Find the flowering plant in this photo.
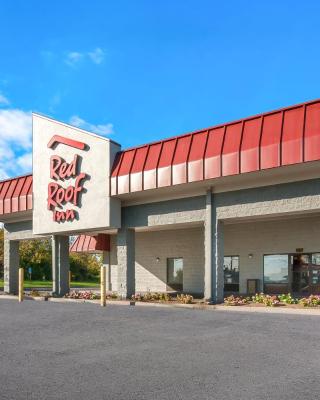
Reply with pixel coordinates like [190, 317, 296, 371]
[224, 295, 249, 306]
[131, 292, 173, 302]
[299, 295, 320, 307]
[176, 294, 194, 304]
[262, 295, 280, 307]
[66, 290, 100, 300]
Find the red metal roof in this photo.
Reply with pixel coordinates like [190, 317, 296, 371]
[111, 99, 320, 195]
[0, 174, 32, 215]
[1, 99, 320, 217]
[70, 234, 110, 253]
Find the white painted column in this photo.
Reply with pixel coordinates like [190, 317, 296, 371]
[52, 235, 70, 296]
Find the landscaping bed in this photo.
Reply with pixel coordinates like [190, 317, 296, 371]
[5, 289, 320, 310]
[224, 293, 320, 308]
[64, 290, 195, 304]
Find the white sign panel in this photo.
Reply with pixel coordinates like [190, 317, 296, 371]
[32, 114, 121, 235]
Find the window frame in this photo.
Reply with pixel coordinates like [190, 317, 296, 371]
[224, 255, 240, 293]
[263, 253, 289, 285]
[166, 257, 183, 291]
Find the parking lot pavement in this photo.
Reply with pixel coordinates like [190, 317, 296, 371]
[0, 300, 319, 400]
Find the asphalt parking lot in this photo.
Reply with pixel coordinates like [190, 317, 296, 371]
[0, 300, 319, 400]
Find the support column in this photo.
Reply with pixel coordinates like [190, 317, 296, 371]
[52, 235, 70, 296]
[102, 251, 111, 291]
[204, 190, 224, 303]
[4, 239, 20, 295]
[116, 228, 135, 299]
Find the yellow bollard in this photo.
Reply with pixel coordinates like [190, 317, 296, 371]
[18, 268, 24, 302]
[100, 266, 106, 307]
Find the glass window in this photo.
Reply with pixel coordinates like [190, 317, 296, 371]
[311, 254, 320, 285]
[312, 253, 320, 266]
[264, 255, 288, 284]
[224, 256, 239, 292]
[167, 258, 183, 288]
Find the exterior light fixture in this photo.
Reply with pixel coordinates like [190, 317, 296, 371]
[156, 257, 160, 262]
[248, 253, 253, 259]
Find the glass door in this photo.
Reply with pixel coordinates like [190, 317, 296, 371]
[291, 254, 310, 294]
[291, 253, 320, 294]
[310, 253, 320, 294]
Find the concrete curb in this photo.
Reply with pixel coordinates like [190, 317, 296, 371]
[1, 294, 320, 315]
[0, 294, 48, 301]
[214, 305, 320, 315]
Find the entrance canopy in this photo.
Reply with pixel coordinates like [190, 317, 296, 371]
[69, 234, 110, 253]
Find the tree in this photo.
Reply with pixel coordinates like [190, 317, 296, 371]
[19, 239, 52, 280]
[69, 253, 101, 281]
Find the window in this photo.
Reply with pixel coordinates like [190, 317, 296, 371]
[311, 253, 320, 285]
[167, 258, 183, 291]
[264, 254, 288, 284]
[224, 256, 239, 292]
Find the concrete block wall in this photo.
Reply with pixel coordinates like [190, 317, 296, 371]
[109, 235, 118, 292]
[109, 215, 320, 295]
[109, 227, 204, 294]
[224, 215, 320, 293]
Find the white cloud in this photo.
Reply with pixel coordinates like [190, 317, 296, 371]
[65, 48, 105, 67]
[0, 168, 9, 180]
[0, 109, 32, 149]
[0, 109, 32, 179]
[88, 48, 105, 64]
[0, 93, 9, 106]
[17, 152, 32, 170]
[69, 115, 113, 136]
[65, 51, 84, 67]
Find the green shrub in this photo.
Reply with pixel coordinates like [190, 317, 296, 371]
[278, 293, 298, 304]
[252, 293, 280, 307]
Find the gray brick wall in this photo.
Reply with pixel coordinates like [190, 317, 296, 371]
[224, 215, 320, 293]
[110, 227, 205, 294]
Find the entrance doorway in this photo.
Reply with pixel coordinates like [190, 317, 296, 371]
[291, 253, 320, 294]
[263, 253, 320, 295]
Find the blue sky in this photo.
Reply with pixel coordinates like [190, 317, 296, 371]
[0, 0, 320, 179]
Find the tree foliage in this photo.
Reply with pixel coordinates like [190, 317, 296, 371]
[0, 229, 101, 281]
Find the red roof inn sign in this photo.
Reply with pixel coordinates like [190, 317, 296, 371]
[48, 144, 87, 223]
[32, 114, 121, 235]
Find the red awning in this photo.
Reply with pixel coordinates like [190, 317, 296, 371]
[0, 174, 32, 215]
[69, 234, 110, 253]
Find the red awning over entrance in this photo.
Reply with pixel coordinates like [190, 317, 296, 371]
[69, 234, 110, 253]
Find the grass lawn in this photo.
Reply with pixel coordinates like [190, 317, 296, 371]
[0, 280, 99, 289]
